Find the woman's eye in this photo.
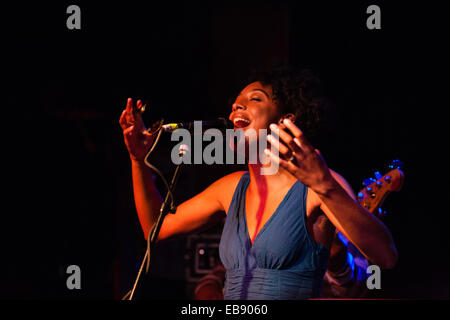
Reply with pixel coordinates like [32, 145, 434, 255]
[250, 97, 262, 102]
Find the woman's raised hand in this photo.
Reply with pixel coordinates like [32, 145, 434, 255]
[265, 118, 334, 194]
[119, 98, 156, 161]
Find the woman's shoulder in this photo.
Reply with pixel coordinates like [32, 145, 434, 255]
[214, 170, 248, 190]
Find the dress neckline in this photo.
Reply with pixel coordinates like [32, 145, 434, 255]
[242, 174, 299, 247]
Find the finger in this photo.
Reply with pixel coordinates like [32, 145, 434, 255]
[282, 118, 302, 137]
[126, 98, 133, 114]
[119, 110, 129, 130]
[264, 148, 299, 172]
[269, 123, 302, 154]
[123, 125, 135, 136]
[134, 100, 142, 117]
[315, 149, 322, 157]
[133, 108, 146, 131]
[282, 118, 314, 153]
[121, 109, 135, 128]
[125, 98, 136, 124]
[267, 134, 292, 159]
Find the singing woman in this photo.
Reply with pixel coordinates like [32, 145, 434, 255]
[119, 68, 397, 299]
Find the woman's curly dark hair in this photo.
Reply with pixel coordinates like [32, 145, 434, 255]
[240, 66, 332, 140]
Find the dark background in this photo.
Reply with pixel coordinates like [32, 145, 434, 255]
[1, 1, 447, 299]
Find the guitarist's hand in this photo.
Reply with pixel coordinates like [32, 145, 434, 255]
[119, 98, 156, 162]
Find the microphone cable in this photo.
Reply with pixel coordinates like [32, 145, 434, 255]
[122, 118, 177, 300]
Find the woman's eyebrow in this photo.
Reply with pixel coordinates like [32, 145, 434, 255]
[235, 88, 270, 99]
[251, 88, 269, 98]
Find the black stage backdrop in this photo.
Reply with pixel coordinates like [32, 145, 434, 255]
[1, 1, 447, 300]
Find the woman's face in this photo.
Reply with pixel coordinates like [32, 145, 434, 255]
[229, 81, 281, 133]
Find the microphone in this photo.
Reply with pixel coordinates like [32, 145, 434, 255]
[161, 118, 234, 133]
[178, 144, 190, 157]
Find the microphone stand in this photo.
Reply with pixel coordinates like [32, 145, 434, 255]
[128, 148, 186, 300]
[149, 162, 182, 248]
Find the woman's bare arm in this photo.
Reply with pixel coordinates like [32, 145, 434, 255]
[156, 171, 245, 241]
[266, 119, 398, 269]
[120, 98, 244, 241]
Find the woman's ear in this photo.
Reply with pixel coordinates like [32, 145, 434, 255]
[278, 113, 296, 128]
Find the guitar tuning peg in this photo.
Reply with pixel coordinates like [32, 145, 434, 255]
[363, 178, 376, 186]
[374, 171, 382, 180]
[388, 159, 404, 170]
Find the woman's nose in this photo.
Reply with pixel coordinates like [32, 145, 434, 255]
[232, 103, 246, 112]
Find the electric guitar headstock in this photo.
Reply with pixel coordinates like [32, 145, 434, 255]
[357, 159, 405, 218]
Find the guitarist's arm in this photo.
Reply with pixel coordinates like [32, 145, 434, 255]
[322, 166, 403, 298]
[322, 232, 369, 298]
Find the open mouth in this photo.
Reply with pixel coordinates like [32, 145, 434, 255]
[233, 117, 251, 129]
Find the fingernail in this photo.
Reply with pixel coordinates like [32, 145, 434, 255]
[283, 118, 292, 125]
[269, 123, 278, 130]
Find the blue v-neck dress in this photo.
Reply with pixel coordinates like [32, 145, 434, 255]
[219, 172, 330, 300]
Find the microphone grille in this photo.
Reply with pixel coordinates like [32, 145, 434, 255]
[178, 144, 190, 156]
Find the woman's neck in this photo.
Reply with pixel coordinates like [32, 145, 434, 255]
[247, 163, 297, 195]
